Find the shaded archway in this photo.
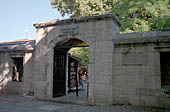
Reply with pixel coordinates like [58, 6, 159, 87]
[53, 38, 89, 102]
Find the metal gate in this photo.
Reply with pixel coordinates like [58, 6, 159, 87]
[53, 49, 67, 97]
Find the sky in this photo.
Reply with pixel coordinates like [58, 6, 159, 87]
[0, 0, 69, 42]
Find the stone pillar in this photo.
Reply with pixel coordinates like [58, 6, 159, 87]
[91, 19, 120, 105]
[34, 27, 48, 99]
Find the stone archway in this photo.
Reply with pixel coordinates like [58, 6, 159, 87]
[33, 14, 121, 105]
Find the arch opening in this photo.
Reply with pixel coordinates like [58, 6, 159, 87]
[53, 38, 89, 102]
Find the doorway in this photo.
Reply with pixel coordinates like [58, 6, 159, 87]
[53, 38, 89, 102]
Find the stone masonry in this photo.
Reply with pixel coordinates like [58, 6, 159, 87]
[33, 13, 121, 105]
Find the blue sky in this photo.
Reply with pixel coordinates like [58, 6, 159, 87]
[0, 0, 69, 42]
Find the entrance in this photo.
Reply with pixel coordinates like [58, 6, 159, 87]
[53, 38, 89, 101]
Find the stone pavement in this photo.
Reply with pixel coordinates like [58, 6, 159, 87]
[51, 82, 88, 105]
[0, 95, 170, 112]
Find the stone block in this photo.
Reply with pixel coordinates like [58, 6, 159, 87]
[113, 80, 127, 89]
[95, 52, 113, 63]
[46, 26, 59, 44]
[94, 83, 112, 97]
[95, 29, 103, 41]
[95, 19, 114, 30]
[88, 82, 95, 104]
[112, 53, 122, 66]
[147, 96, 169, 108]
[122, 53, 144, 65]
[36, 28, 48, 45]
[35, 44, 48, 59]
[112, 87, 128, 96]
[94, 94, 112, 105]
[95, 41, 113, 53]
[151, 76, 161, 89]
[113, 95, 129, 105]
[127, 95, 139, 105]
[138, 96, 147, 106]
[102, 28, 114, 41]
[95, 74, 112, 84]
[113, 66, 141, 81]
[136, 88, 162, 96]
[35, 81, 47, 99]
[95, 62, 112, 77]
[88, 64, 95, 83]
[112, 87, 122, 96]
[23, 73, 34, 80]
[4, 81, 23, 95]
[24, 53, 33, 64]
[112, 74, 126, 85]
[33, 62, 45, 74]
[23, 79, 34, 93]
[88, 50, 95, 64]
[94, 20, 105, 29]
[150, 96, 170, 108]
[81, 22, 96, 38]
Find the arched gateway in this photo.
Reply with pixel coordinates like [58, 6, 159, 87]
[33, 14, 121, 105]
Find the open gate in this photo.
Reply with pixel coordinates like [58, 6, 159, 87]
[53, 49, 67, 97]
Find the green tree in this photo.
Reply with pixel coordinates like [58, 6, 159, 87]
[51, 0, 170, 33]
[69, 47, 89, 66]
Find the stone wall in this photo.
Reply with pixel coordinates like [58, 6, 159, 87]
[23, 52, 35, 95]
[113, 31, 170, 108]
[34, 13, 170, 108]
[0, 51, 35, 95]
[0, 40, 35, 95]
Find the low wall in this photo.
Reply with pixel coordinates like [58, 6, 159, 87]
[112, 31, 170, 108]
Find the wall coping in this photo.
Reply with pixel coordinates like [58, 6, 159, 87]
[33, 13, 121, 29]
[115, 31, 170, 45]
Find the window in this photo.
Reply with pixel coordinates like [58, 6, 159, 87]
[12, 57, 23, 82]
[160, 52, 170, 95]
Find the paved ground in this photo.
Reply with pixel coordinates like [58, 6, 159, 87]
[0, 95, 170, 112]
[52, 82, 88, 105]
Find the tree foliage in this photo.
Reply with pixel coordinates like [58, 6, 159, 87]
[51, 0, 170, 33]
[69, 47, 89, 66]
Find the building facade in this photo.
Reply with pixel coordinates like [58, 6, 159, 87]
[0, 14, 170, 108]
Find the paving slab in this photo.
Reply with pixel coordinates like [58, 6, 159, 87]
[0, 95, 170, 112]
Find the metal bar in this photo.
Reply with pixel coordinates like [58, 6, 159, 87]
[75, 61, 78, 96]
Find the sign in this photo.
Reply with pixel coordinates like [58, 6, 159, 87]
[60, 26, 79, 36]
